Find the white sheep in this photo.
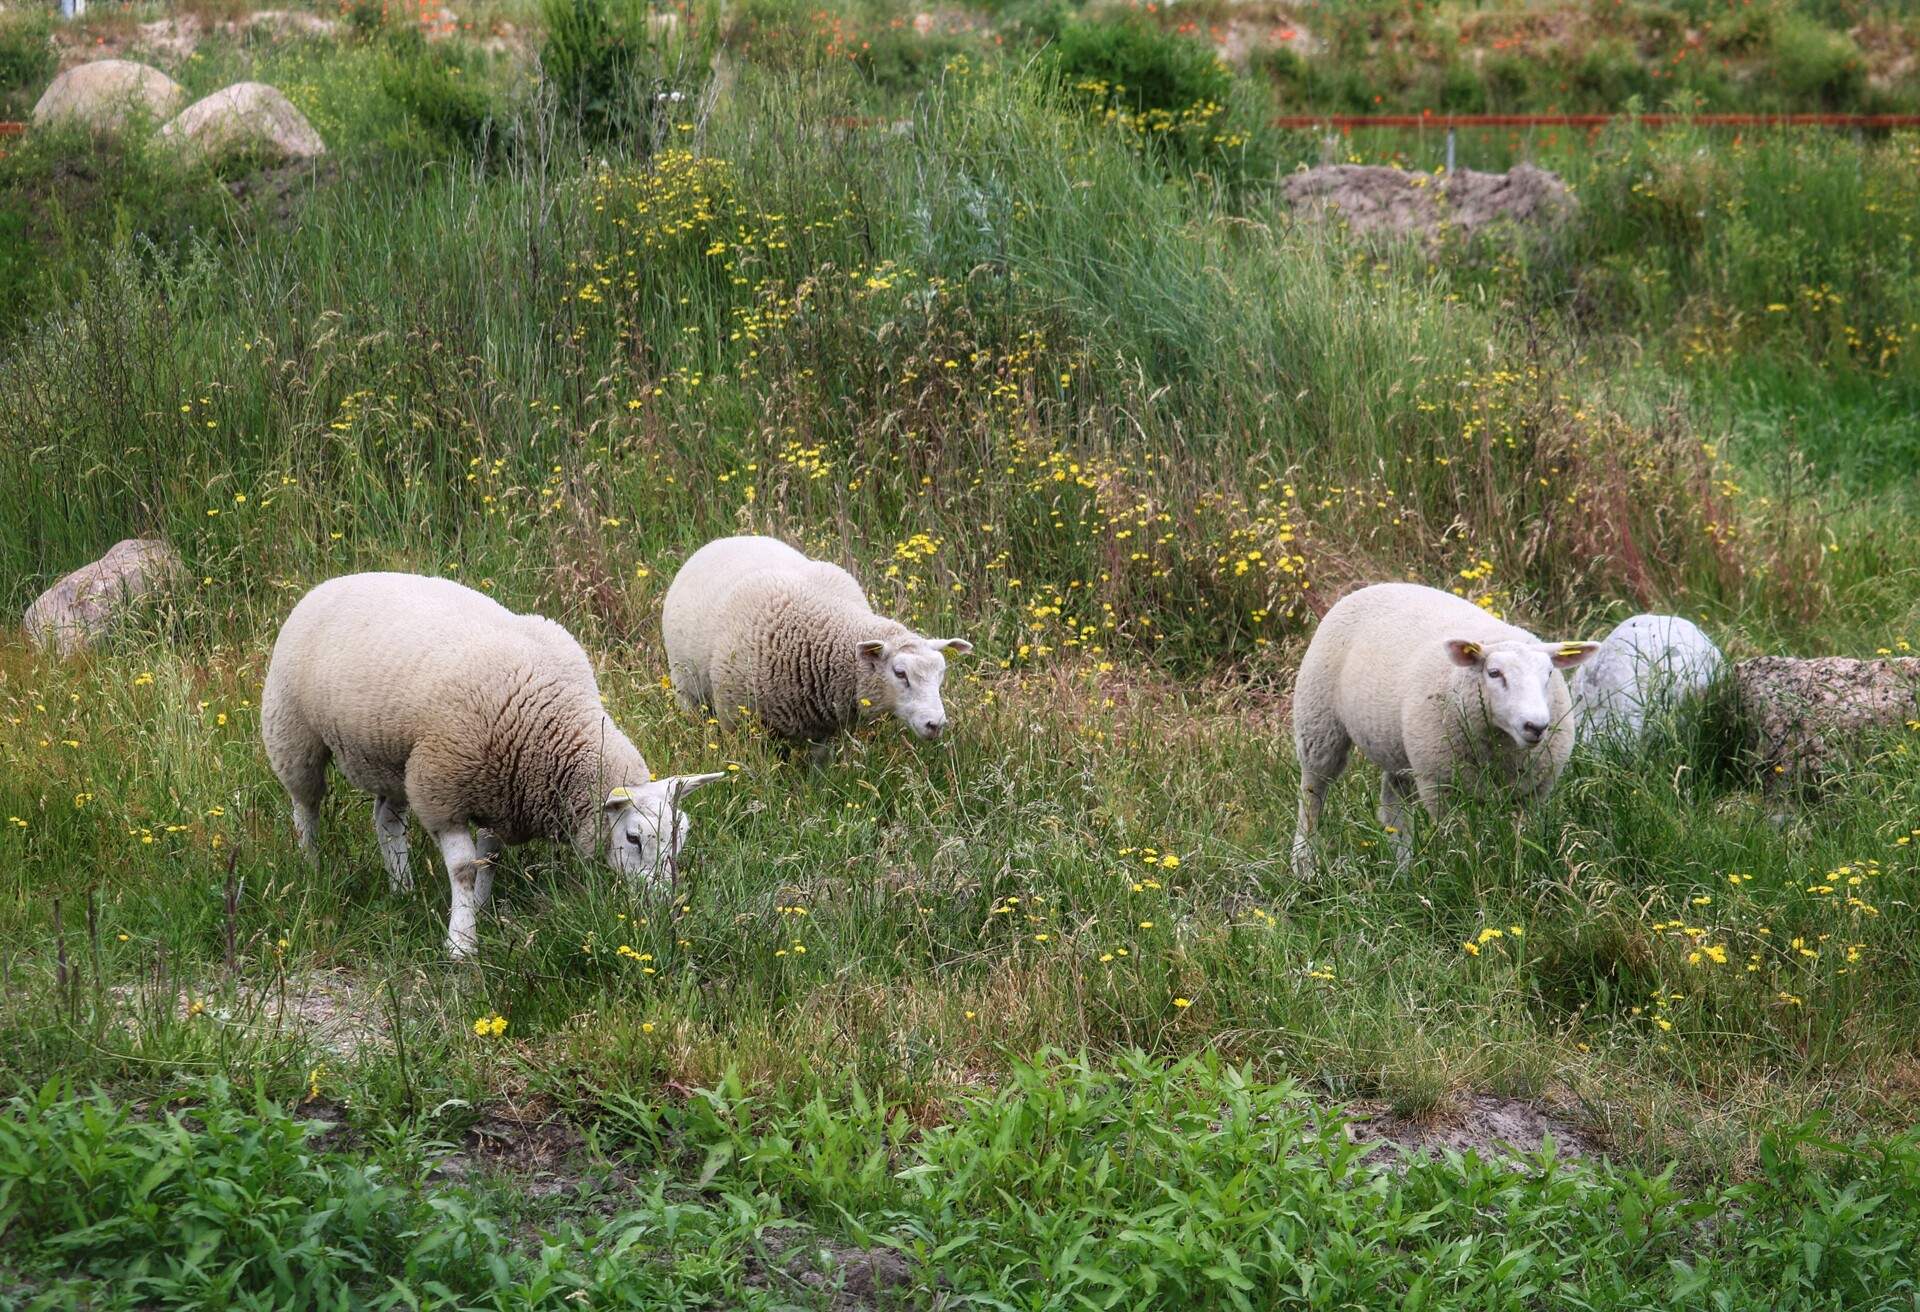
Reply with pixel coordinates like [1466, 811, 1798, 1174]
[261, 573, 725, 957]
[1290, 583, 1599, 873]
[1571, 613, 1722, 742]
[662, 536, 972, 748]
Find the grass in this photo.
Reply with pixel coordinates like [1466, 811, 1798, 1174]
[12, 1060, 1920, 1309]
[3, 0, 1920, 1303]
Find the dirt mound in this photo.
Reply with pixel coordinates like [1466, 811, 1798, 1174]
[1735, 655, 1920, 785]
[1281, 163, 1577, 241]
[1348, 1092, 1595, 1163]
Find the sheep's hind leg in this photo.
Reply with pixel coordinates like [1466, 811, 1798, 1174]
[435, 828, 485, 960]
[374, 797, 412, 894]
[472, 828, 503, 910]
[267, 740, 327, 862]
[290, 795, 323, 861]
[1291, 730, 1351, 878]
[1379, 771, 1415, 869]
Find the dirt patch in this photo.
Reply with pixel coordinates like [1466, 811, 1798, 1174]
[109, 968, 393, 1059]
[135, 17, 205, 65]
[1282, 162, 1577, 244]
[55, 9, 343, 69]
[1214, 15, 1321, 66]
[268, 969, 393, 1056]
[748, 1227, 916, 1310]
[1853, 22, 1920, 93]
[430, 1100, 594, 1198]
[1347, 1092, 1596, 1164]
[226, 153, 337, 226]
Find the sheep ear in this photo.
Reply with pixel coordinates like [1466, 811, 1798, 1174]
[1444, 639, 1484, 668]
[1542, 641, 1602, 669]
[659, 771, 729, 800]
[855, 639, 888, 664]
[931, 638, 973, 656]
[603, 786, 635, 812]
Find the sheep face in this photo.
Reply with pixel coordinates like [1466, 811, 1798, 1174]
[857, 636, 973, 740]
[602, 773, 728, 884]
[1446, 638, 1600, 748]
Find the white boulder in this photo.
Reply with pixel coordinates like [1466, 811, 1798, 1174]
[32, 60, 185, 133]
[159, 82, 326, 163]
[1573, 614, 1723, 742]
[24, 539, 184, 657]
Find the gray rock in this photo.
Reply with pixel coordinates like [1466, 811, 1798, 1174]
[24, 539, 183, 657]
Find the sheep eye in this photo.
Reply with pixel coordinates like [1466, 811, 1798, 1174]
[1489, 669, 1505, 683]
[627, 831, 644, 846]
[894, 668, 909, 685]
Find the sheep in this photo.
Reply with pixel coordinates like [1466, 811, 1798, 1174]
[1571, 613, 1722, 743]
[261, 573, 725, 958]
[662, 536, 972, 749]
[1290, 583, 1599, 874]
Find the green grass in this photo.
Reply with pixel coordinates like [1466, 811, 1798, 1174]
[4, 1, 1920, 1302]
[9, 1059, 1920, 1309]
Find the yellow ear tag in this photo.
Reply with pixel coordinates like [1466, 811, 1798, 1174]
[1557, 644, 1588, 659]
[1460, 642, 1482, 659]
[608, 787, 633, 803]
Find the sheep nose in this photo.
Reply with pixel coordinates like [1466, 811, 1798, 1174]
[1521, 721, 1547, 743]
[923, 718, 945, 738]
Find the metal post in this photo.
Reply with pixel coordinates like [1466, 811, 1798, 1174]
[61, 0, 87, 19]
[1445, 128, 1456, 173]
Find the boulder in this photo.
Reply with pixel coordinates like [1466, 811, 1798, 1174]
[24, 539, 184, 658]
[31, 60, 186, 133]
[1281, 162, 1576, 242]
[1574, 613, 1723, 742]
[1733, 656, 1920, 783]
[159, 82, 327, 163]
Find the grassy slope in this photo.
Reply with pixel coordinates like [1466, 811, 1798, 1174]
[3, 1, 1920, 1305]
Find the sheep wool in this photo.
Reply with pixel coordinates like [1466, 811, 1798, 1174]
[662, 536, 971, 746]
[1290, 583, 1598, 873]
[262, 573, 723, 957]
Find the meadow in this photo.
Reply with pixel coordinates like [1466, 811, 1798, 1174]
[3, 0, 1920, 1305]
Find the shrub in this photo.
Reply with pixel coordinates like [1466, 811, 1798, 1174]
[1044, 14, 1230, 115]
[0, 126, 229, 327]
[0, 10, 56, 120]
[542, 0, 657, 142]
[1769, 14, 1865, 110]
[856, 26, 972, 95]
[381, 37, 504, 156]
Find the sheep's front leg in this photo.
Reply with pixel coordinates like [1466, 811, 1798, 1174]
[1379, 771, 1415, 869]
[436, 828, 484, 960]
[374, 797, 412, 894]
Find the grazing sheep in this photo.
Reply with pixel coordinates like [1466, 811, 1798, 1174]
[262, 573, 725, 957]
[1290, 583, 1599, 873]
[1571, 613, 1722, 742]
[662, 536, 972, 748]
